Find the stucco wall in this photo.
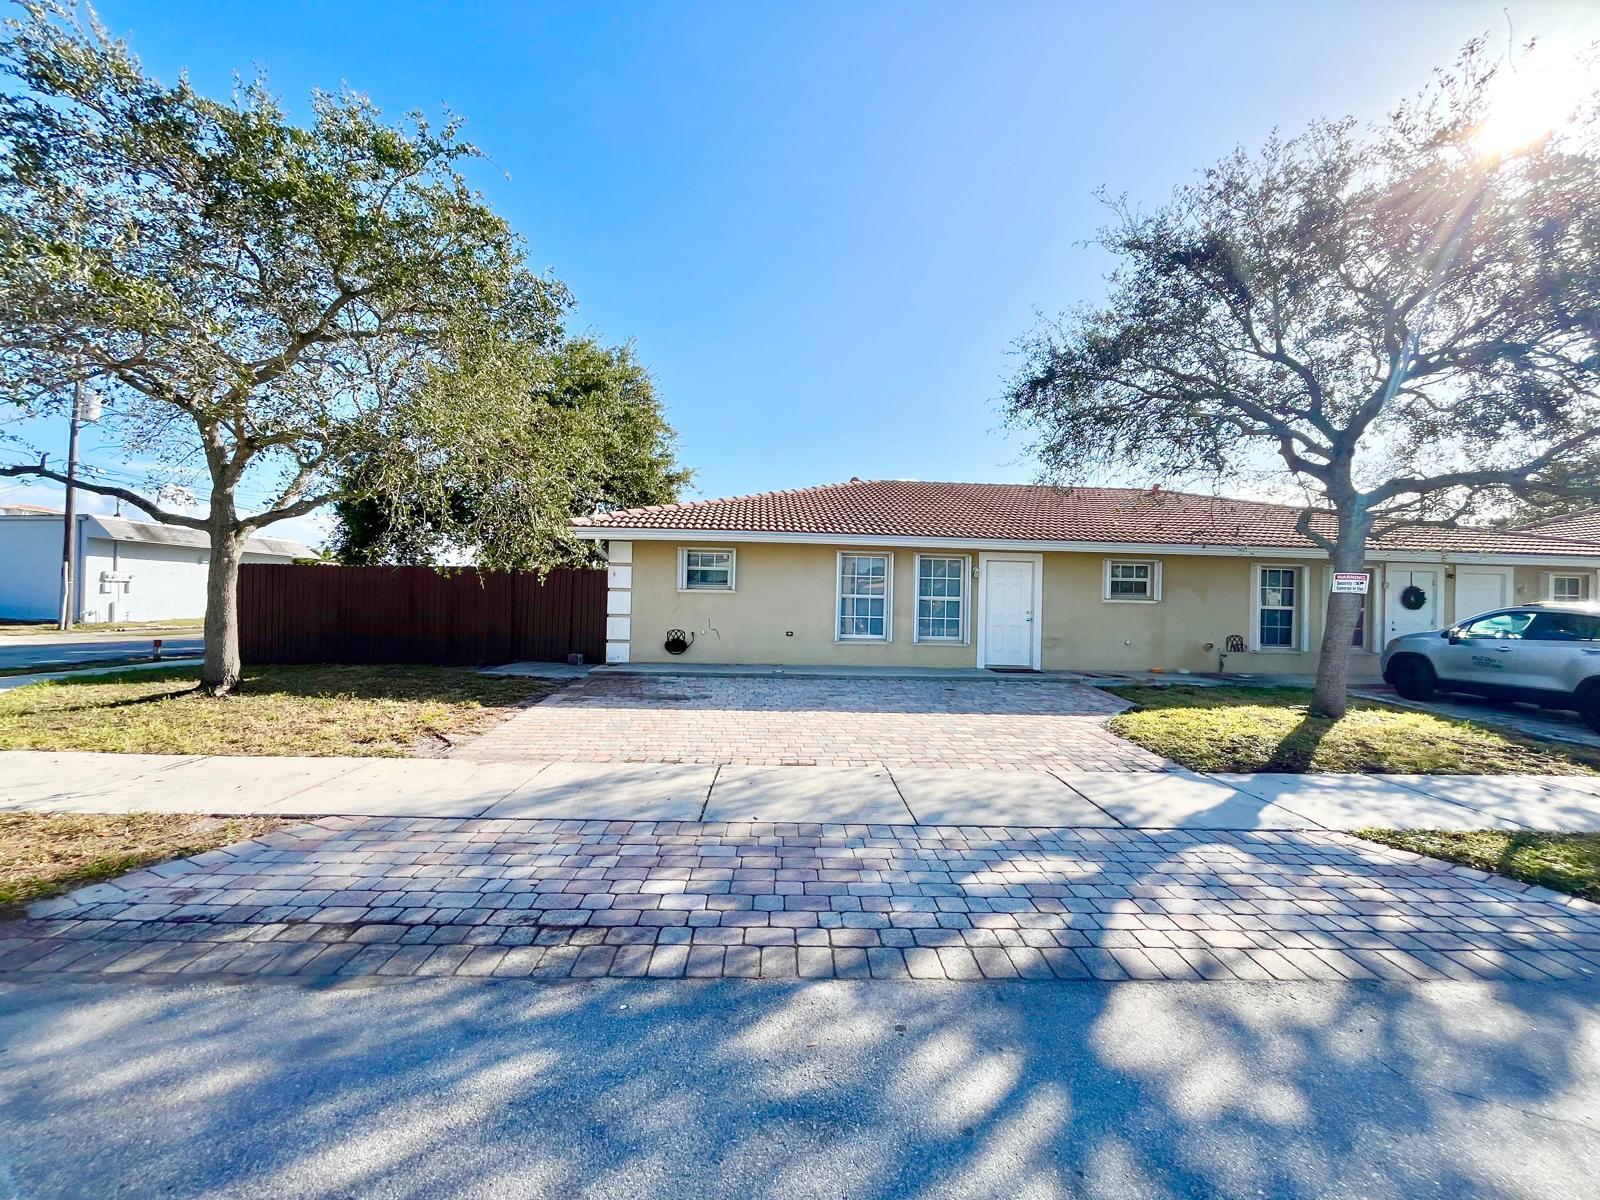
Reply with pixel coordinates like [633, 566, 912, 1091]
[76, 537, 297, 622]
[626, 540, 1365, 675]
[1038, 552, 1338, 674]
[0, 518, 63, 619]
[621, 539, 1600, 677]
[628, 540, 978, 668]
[0, 515, 303, 622]
[1515, 563, 1599, 606]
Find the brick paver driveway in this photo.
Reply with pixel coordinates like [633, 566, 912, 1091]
[456, 673, 1165, 770]
[7, 817, 1597, 985]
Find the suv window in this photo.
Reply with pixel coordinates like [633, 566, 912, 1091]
[1458, 611, 1536, 639]
[1526, 612, 1600, 642]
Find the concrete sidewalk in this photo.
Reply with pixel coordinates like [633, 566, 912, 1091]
[0, 657, 204, 692]
[4, 750, 1600, 830]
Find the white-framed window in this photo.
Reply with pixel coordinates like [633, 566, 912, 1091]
[1103, 559, 1162, 602]
[677, 547, 735, 592]
[837, 552, 892, 641]
[915, 554, 968, 642]
[1546, 573, 1591, 602]
[1252, 564, 1303, 651]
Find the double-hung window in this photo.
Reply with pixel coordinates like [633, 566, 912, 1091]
[837, 553, 891, 640]
[915, 555, 967, 642]
[1103, 559, 1161, 602]
[1549, 574, 1590, 602]
[1255, 566, 1300, 649]
[678, 548, 735, 591]
[1324, 567, 1372, 649]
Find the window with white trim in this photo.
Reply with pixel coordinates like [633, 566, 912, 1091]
[1351, 594, 1370, 648]
[915, 555, 967, 642]
[1323, 567, 1373, 649]
[678, 548, 735, 591]
[1103, 559, 1161, 602]
[1256, 566, 1299, 649]
[837, 553, 891, 640]
[1548, 573, 1590, 602]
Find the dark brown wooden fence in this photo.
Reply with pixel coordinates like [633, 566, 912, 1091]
[239, 564, 606, 666]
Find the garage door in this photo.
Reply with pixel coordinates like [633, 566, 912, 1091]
[1454, 569, 1510, 624]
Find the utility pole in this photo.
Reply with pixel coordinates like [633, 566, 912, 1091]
[57, 377, 83, 631]
[56, 379, 100, 630]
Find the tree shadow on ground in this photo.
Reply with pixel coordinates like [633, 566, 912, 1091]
[3, 805, 1599, 1198]
[1262, 710, 1346, 773]
[0, 967, 1596, 1196]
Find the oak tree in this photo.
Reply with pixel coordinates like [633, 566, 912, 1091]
[0, 2, 655, 692]
[1003, 41, 1600, 716]
[331, 338, 690, 565]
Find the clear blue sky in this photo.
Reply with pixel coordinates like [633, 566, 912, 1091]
[6, 0, 1598, 546]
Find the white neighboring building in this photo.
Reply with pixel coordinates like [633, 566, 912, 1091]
[0, 509, 311, 622]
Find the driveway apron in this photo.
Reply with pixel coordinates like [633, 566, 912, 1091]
[453, 674, 1167, 770]
[7, 817, 1597, 986]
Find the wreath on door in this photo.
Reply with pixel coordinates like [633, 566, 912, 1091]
[1399, 585, 1428, 611]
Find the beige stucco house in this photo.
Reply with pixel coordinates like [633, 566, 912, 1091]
[572, 480, 1600, 678]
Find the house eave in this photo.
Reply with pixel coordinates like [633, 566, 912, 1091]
[569, 526, 1600, 567]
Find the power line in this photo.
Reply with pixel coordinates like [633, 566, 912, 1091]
[1, 451, 299, 507]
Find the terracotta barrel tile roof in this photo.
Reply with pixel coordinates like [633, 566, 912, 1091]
[573, 478, 1600, 558]
[1515, 507, 1600, 544]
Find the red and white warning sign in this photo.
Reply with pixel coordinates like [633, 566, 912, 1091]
[1331, 572, 1371, 595]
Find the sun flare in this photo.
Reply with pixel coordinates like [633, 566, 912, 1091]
[1471, 53, 1588, 158]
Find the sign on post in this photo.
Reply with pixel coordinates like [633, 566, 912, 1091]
[1331, 572, 1371, 595]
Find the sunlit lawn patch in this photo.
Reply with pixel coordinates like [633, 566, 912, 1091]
[1357, 829, 1600, 902]
[0, 664, 550, 757]
[0, 812, 291, 919]
[1107, 685, 1600, 775]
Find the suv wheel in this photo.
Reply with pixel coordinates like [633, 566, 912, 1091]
[1392, 657, 1437, 702]
[1580, 686, 1600, 735]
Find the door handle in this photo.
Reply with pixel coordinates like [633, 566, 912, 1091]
[1492, 645, 1514, 653]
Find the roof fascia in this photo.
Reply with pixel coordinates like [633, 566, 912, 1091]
[570, 527, 1600, 566]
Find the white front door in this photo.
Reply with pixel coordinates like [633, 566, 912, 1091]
[1454, 568, 1511, 625]
[982, 559, 1036, 668]
[1385, 566, 1441, 641]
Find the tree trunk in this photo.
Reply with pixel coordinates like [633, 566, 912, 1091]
[201, 519, 245, 696]
[1310, 537, 1368, 719]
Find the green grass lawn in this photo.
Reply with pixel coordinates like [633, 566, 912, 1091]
[1357, 829, 1600, 902]
[1107, 685, 1600, 775]
[0, 812, 290, 919]
[0, 664, 551, 757]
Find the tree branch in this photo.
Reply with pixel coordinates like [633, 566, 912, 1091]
[239, 490, 333, 530]
[1365, 432, 1596, 506]
[1293, 507, 1336, 553]
[0, 464, 208, 529]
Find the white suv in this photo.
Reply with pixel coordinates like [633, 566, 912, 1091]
[1380, 602, 1600, 732]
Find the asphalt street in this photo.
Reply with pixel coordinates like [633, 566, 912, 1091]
[0, 976, 1595, 1199]
[0, 634, 203, 670]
